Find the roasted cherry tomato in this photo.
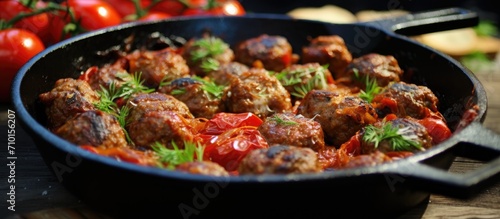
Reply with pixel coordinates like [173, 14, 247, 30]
[418, 117, 452, 144]
[65, 0, 121, 31]
[0, 28, 45, 102]
[198, 112, 263, 135]
[80, 145, 158, 166]
[202, 126, 268, 172]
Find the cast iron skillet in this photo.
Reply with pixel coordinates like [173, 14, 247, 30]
[11, 8, 500, 218]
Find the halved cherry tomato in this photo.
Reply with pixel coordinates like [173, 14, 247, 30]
[0, 28, 45, 102]
[80, 145, 158, 166]
[65, 0, 121, 31]
[418, 117, 452, 144]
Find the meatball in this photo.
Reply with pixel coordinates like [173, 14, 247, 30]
[276, 62, 332, 102]
[54, 110, 127, 148]
[296, 90, 378, 146]
[126, 92, 194, 123]
[301, 35, 352, 78]
[159, 77, 225, 119]
[39, 78, 99, 129]
[176, 161, 230, 176]
[181, 36, 234, 76]
[127, 110, 195, 149]
[83, 57, 130, 91]
[359, 117, 433, 154]
[127, 48, 190, 87]
[206, 61, 249, 85]
[238, 145, 322, 175]
[344, 150, 392, 169]
[222, 68, 292, 118]
[339, 53, 403, 88]
[234, 34, 298, 72]
[372, 81, 440, 119]
[258, 113, 325, 151]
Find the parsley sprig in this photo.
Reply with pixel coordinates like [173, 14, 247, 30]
[362, 122, 423, 151]
[274, 65, 329, 99]
[353, 68, 381, 103]
[151, 141, 205, 169]
[192, 76, 226, 99]
[94, 72, 154, 144]
[190, 37, 228, 62]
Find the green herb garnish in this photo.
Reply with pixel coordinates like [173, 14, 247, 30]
[190, 37, 228, 62]
[270, 114, 298, 126]
[353, 68, 381, 103]
[151, 141, 205, 169]
[192, 76, 226, 99]
[362, 122, 423, 151]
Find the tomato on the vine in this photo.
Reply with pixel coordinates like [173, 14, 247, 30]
[0, 28, 45, 102]
[65, 0, 122, 31]
[103, 0, 152, 18]
[148, 0, 186, 16]
[181, 0, 245, 16]
[138, 11, 172, 21]
[0, 0, 52, 44]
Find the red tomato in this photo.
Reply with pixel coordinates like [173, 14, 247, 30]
[80, 145, 158, 166]
[418, 117, 452, 144]
[138, 11, 172, 21]
[202, 126, 268, 172]
[210, 0, 245, 16]
[0, 0, 52, 44]
[0, 28, 45, 102]
[66, 0, 121, 31]
[103, 0, 152, 18]
[148, 0, 186, 16]
[198, 112, 263, 135]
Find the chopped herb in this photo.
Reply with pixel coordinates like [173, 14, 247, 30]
[362, 122, 423, 151]
[270, 114, 298, 126]
[151, 141, 205, 169]
[192, 76, 226, 99]
[353, 68, 381, 103]
[474, 20, 498, 37]
[200, 57, 220, 73]
[190, 37, 228, 62]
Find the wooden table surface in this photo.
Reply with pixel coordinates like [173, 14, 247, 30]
[1, 72, 499, 219]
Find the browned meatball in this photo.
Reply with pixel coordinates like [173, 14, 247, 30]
[207, 61, 249, 85]
[158, 77, 225, 119]
[127, 110, 195, 149]
[344, 150, 392, 169]
[39, 78, 99, 129]
[222, 68, 292, 118]
[359, 117, 433, 155]
[176, 161, 230, 176]
[181, 36, 234, 76]
[126, 92, 194, 123]
[372, 81, 440, 119]
[234, 34, 298, 72]
[296, 90, 378, 147]
[54, 110, 127, 148]
[84, 58, 130, 91]
[238, 145, 322, 175]
[127, 48, 190, 88]
[275, 62, 332, 101]
[301, 35, 352, 78]
[258, 113, 325, 151]
[339, 53, 403, 88]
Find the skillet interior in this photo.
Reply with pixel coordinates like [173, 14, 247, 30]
[13, 15, 485, 218]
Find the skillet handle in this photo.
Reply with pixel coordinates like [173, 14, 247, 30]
[363, 7, 479, 36]
[389, 122, 500, 198]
